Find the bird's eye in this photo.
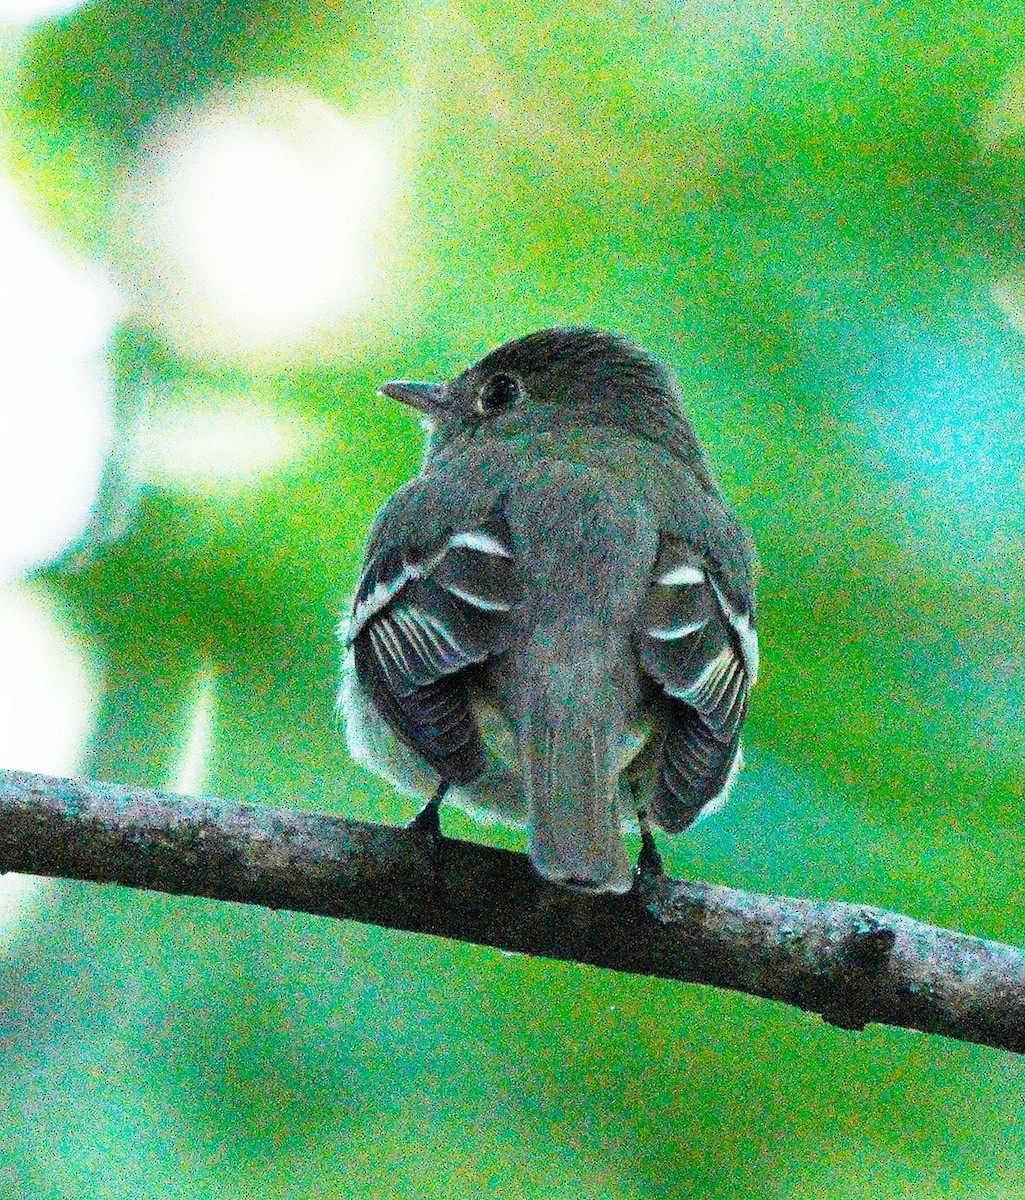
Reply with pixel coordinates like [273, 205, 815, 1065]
[476, 374, 520, 415]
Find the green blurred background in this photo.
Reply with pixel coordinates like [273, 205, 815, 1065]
[1, 0, 1024, 1195]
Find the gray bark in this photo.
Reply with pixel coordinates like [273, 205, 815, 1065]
[1, 768, 1023, 1054]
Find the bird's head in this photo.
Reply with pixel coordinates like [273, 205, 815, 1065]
[378, 327, 711, 475]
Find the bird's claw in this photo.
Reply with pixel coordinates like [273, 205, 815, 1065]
[637, 831, 664, 877]
[410, 801, 442, 853]
[634, 813, 665, 889]
[408, 783, 448, 871]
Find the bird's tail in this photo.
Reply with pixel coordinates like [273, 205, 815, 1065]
[517, 655, 632, 894]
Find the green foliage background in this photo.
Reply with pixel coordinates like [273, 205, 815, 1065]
[2, 1, 1025, 1195]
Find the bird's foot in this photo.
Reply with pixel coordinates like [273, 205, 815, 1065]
[634, 810, 665, 891]
[409, 782, 449, 869]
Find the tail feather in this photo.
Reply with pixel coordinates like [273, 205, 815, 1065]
[520, 687, 632, 894]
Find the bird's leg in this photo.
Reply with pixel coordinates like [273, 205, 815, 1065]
[636, 805, 664, 880]
[410, 781, 449, 862]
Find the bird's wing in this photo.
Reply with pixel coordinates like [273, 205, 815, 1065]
[634, 533, 758, 831]
[346, 503, 518, 785]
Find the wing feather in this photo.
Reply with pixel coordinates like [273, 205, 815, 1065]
[348, 509, 518, 784]
[635, 534, 756, 829]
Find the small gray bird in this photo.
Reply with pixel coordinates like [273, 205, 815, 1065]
[339, 328, 758, 893]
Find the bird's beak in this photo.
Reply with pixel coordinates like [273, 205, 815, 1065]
[377, 380, 447, 416]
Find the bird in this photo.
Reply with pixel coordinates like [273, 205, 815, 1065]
[338, 327, 758, 893]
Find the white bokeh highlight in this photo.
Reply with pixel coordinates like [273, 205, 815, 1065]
[119, 82, 405, 362]
[134, 386, 318, 494]
[172, 665, 216, 796]
[980, 62, 1025, 332]
[979, 59, 1025, 151]
[0, 0, 88, 21]
[0, 172, 118, 581]
[0, 584, 95, 952]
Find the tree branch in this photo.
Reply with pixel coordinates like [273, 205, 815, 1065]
[1, 768, 1022, 1055]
